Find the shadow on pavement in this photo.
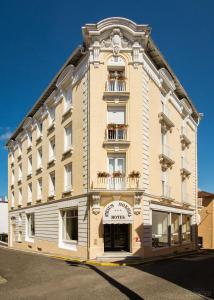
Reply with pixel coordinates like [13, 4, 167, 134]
[132, 251, 214, 299]
[66, 261, 144, 300]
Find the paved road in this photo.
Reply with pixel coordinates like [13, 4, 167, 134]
[0, 247, 213, 300]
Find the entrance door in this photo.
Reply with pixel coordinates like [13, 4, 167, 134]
[104, 224, 129, 251]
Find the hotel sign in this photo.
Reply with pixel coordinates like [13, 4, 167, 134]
[103, 201, 133, 224]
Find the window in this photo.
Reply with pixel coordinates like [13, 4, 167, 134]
[37, 178, 42, 200]
[152, 211, 169, 248]
[10, 152, 14, 163]
[27, 213, 35, 238]
[37, 121, 43, 138]
[64, 124, 72, 151]
[18, 164, 22, 181]
[49, 106, 55, 124]
[11, 169, 14, 185]
[64, 164, 72, 192]
[182, 215, 191, 243]
[18, 188, 22, 206]
[17, 144, 22, 157]
[161, 170, 170, 198]
[64, 87, 72, 111]
[37, 147, 42, 169]
[11, 191, 14, 207]
[107, 69, 126, 91]
[49, 172, 55, 196]
[108, 154, 126, 189]
[28, 183, 32, 203]
[28, 132, 32, 147]
[171, 213, 180, 245]
[61, 209, 78, 241]
[28, 156, 32, 175]
[49, 137, 56, 161]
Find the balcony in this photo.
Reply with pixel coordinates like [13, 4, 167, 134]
[181, 157, 191, 179]
[159, 144, 175, 170]
[92, 174, 140, 191]
[159, 105, 174, 132]
[103, 80, 129, 102]
[103, 124, 130, 149]
[180, 126, 191, 149]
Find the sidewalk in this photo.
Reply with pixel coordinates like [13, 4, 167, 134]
[0, 245, 203, 267]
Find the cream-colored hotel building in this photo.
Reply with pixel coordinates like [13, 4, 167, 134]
[7, 18, 201, 259]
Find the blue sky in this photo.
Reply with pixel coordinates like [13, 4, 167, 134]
[0, 0, 213, 195]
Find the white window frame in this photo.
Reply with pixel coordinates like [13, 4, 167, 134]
[37, 178, 42, 200]
[49, 172, 55, 197]
[64, 124, 72, 152]
[11, 169, 15, 185]
[28, 156, 32, 175]
[58, 208, 78, 251]
[48, 105, 56, 125]
[37, 147, 42, 169]
[64, 86, 72, 112]
[26, 213, 35, 242]
[11, 191, 14, 208]
[18, 188, 22, 206]
[18, 164, 22, 181]
[49, 137, 56, 162]
[64, 163, 72, 192]
[37, 120, 43, 138]
[28, 183, 32, 203]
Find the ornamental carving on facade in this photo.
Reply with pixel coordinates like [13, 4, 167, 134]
[101, 28, 131, 55]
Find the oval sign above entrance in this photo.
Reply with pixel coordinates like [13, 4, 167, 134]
[103, 201, 133, 224]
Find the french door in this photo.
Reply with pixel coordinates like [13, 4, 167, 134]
[108, 155, 125, 189]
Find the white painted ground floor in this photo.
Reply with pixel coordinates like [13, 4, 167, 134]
[8, 193, 197, 259]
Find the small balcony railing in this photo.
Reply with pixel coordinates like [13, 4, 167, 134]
[94, 175, 140, 190]
[105, 80, 126, 92]
[105, 125, 128, 141]
[162, 184, 171, 199]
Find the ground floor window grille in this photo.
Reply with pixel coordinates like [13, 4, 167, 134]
[61, 209, 78, 241]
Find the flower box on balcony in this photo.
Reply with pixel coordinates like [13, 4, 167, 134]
[112, 171, 124, 178]
[97, 171, 110, 178]
[107, 123, 128, 130]
[128, 171, 141, 178]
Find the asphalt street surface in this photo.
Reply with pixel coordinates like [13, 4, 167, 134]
[0, 247, 213, 300]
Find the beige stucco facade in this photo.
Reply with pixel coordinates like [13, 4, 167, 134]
[7, 18, 200, 260]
